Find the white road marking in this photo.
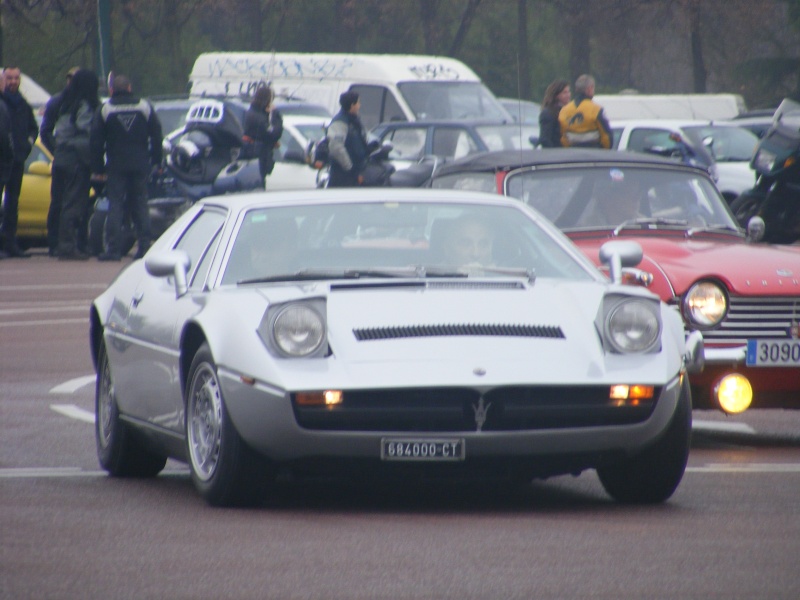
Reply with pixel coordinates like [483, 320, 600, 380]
[0, 283, 107, 291]
[0, 318, 87, 327]
[0, 304, 87, 316]
[687, 463, 800, 473]
[692, 420, 756, 434]
[1, 464, 794, 479]
[50, 375, 96, 394]
[50, 404, 96, 424]
[0, 468, 189, 479]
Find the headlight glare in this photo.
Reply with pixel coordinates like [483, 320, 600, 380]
[683, 282, 727, 327]
[606, 299, 661, 353]
[272, 304, 325, 357]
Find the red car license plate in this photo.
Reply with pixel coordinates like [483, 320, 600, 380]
[746, 339, 800, 366]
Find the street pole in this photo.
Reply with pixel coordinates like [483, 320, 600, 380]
[97, 0, 112, 89]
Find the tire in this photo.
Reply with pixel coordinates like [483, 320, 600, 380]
[95, 340, 167, 477]
[185, 343, 271, 507]
[597, 377, 692, 504]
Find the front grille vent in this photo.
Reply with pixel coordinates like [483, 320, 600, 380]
[353, 323, 565, 341]
[694, 296, 800, 344]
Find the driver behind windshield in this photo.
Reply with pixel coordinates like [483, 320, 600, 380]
[438, 214, 495, 268]
[579, 173, 645, 227]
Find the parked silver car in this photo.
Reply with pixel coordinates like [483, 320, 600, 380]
[91, 188, 702, 506]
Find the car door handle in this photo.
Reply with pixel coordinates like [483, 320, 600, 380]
[131, 292, 144, 308]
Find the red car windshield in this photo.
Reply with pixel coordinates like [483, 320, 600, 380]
[504, 165, 741, 232]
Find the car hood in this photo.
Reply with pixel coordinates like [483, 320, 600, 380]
[572, 234, 800, 298]
[228, 278, 683, 392]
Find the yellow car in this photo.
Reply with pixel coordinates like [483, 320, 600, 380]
[16, 137, 53, 242]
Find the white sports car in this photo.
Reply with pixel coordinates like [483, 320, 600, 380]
[90, 189, 703, 507]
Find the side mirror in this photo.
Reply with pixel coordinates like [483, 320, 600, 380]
[145, 249, 192, 298]
[746, 215, 765, 242]
[599, 240, 643, 284]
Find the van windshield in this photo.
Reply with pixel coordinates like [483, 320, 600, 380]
[398, 81, 511, 121]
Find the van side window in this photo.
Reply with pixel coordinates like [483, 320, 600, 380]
[349, 85, 406, 130]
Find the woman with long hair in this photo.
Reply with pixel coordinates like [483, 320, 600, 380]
[53, 68, 100, 259]
[538, 79, 571, 148]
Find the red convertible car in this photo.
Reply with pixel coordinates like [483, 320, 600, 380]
[432, 149, 800, 413]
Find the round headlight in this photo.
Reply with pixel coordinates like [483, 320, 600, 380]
[607, 300, 661, 353]
[683, 282, 727, 327]
[273, 305, 325, 357]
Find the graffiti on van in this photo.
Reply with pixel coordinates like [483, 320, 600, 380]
[203, 56, 357, 80]
[408, 63, 461, 81]
[201, 55, 463, 83]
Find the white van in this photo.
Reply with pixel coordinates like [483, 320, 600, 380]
[188, 52, 511, 130]
[594, 93, 746, 121]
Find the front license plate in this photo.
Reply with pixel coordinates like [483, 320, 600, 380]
[381, 438, 465, 461]
[746, 339, 800, 366]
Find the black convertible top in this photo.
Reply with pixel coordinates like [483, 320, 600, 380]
[433, 148, 702, 177]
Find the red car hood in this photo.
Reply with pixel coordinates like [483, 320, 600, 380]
[571, 232, 800, 299]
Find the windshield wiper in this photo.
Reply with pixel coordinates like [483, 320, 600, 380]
[237, 264, 536, 285]
[238, 267, 424, 285]
[613, 217, 689, 235]
[686, 223, 743, 237]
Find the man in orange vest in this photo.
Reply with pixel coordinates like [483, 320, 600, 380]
[559, 74, 611, 149]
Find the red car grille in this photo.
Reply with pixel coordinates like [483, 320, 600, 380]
[700, 296, 800, 344]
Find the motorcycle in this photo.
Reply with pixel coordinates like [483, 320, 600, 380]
[88, 98, 263, 256]
[730, 98, 800, 244]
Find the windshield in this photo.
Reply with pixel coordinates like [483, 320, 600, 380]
[504, 165, 741, 232]
[220, 201, 594, 285]
[682, 125, 759, 162]
[398, 81, 511, 121]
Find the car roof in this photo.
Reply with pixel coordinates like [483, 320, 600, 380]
[432, 148, 702, 176]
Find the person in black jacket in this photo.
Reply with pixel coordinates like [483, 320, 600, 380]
[52, 69, 100, 260]
[243, 83, 283, 189]
[327, 91, 369, 187]
[40, 67, 80, 256]
[91, 74, 162, 261]
[538, 79, 571, 148]
[1, 67, 39, 257]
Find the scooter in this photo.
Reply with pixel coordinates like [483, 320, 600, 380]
[88, 99, 263, 256]
[730, 98, 800, 244]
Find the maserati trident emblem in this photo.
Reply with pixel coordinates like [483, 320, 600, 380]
[472, 397, 491, 432]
